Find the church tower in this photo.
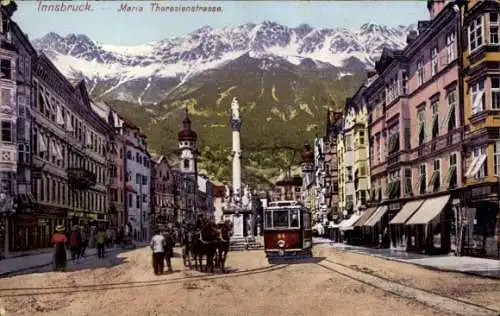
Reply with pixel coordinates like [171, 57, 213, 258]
[178, 108, 198, 175]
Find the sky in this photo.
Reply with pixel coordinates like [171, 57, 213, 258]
[14, 1, 429, 46]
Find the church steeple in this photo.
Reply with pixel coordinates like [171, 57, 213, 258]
[178, 107, 198, 175]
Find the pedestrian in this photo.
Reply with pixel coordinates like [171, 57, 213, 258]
[69, 225, 82, 262]
[163, 228, 174, 273]
[80, 227, 88, 258]
[96, 228, 107, 258]
[51, 225, 68, 272]
[151, 228, 166, 275]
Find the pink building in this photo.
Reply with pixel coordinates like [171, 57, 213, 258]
[360, 0, 462, 253]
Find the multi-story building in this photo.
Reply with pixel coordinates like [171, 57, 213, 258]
[27, 54, 111, 250]
[313, 136, 327, 224]
[197, 174, 215, 221]
[351, 0, 463, 253]
[461, 0, 500, 258]
[323, 110, 343, 222]
[122, 118, 151, 241]
[336, 133, 345, 215]
[272, 175, 302, 201]
[1, 2, 36, 255]
[301, 144, 316, 219]
[151, 155, 177, 227]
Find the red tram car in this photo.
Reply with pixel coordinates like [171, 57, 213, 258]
[263, 200, 313, 263]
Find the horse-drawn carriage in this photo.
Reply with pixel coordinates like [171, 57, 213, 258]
[263, 200, 313, 263]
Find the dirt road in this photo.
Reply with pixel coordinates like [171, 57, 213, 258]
[0, 245, 498, 316]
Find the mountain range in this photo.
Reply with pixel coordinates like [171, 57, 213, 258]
[31, 21, 415, 187]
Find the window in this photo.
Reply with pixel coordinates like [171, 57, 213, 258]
[431, 100, 439, 139]
[495, 143, 500, 176]
[419, 164, 427, 194]
[471, 81, 485, 114]
[345, 135, 353, 151]
[492, 78, 500, 109]
[417, 57, 424, 86]
[142, 194, 147, 203]
[0, 59, 11, 80]
[126, 150, 132, 160]
[418, 109, 425, 146]
[142, 176, 147, 185]
[404, 168, 412, 196]
[136, 196, 140, 208]
[432, 160, 441, 192]
[473, 146, 487, 179]
[1, 121, 12, 142]
[183, 159, 189, 169]
[359, 131, 365, 145]
[489, 13, 499, 45]
[136, 174, 141, 184]
[431, 47, 438, 76]
[272, 210, 289, 228]
[404, 127, 411, 151]
[128, 194, 132, 207]
[346, 166, 353, 182]
[402, 71, 409, 95]
[446, 32, 456, 63]
[446, 89, 457, 130]
[468, 15, 484, 52]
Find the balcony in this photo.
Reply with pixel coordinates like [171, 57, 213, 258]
[0, 143, 17, 172]
[415, 128, 463, 159]
[67, 167, 96, 189]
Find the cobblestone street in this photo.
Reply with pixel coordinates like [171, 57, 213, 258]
[0, 245, 498, 316]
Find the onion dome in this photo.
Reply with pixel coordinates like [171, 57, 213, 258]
[301, 144, 314, 164]
[178, 108, 197, 141]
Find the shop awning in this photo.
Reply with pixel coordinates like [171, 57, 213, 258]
[338, 213, 362, 231]
[363, 205, 388, 227]
[405, 194, 450, 226]
[389, 200, 425, 225]
[354, 207, 378, 227]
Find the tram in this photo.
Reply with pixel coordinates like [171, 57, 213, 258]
[263, 200, 313, 263]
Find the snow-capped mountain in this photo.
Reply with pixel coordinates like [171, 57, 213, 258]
[32, 21, 415, 104]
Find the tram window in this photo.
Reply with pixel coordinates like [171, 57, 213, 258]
[273, 210, 289, 228]
[265, 212, 273, 228]
[290, 209, 299, 228]
[302, 212, 311, 229]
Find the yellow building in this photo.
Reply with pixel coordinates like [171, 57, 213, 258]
[462, 0, 500, 258]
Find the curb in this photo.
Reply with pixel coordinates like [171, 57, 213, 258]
[360, 251, 500, 281]
[0, 246, 140, 278]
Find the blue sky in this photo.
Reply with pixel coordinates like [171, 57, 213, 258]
[14, 1, 428, 46]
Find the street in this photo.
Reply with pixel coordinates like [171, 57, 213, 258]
[0, 245, 499, 316]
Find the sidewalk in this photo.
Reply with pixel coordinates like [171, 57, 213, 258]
[329, 242, 500, 279]
[0, 243, 146, 277]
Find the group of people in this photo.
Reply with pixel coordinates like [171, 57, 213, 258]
[51, 225, 109, 272]
[150, 226, 175, 275]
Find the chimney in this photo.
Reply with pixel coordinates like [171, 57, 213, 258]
[427, 0, 445, 20]
[366, 69, 377, 78]
[418, 20, 431, 34]
[406, 30, 418, 44]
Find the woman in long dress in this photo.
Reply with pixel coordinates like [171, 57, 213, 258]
[52, 225, 68, 272]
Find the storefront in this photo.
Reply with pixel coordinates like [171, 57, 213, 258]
[462, 184, 500, 259]
[352, 206, 378, 245]
[404, 194, 451, 254]
[361, 205, 390, 247]
[10, 206, 67, 251]
[389, 200, 424, 250]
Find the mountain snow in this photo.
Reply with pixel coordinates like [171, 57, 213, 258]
[32, 22, 415, 104]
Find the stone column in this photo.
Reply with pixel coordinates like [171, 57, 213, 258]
[230, 97, 242, 206]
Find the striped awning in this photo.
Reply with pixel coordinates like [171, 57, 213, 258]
[354, 207, 378, 227]
[405, 195, 450, 225]
[390, 200, 425, 225]
[363, 205, 388, 227]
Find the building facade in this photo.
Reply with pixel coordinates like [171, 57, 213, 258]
[122, 120, 151, 241]
[323, 110, 343, 223]
[273, 175, 302, 201]
[151, 156, 176, 227]
[0, 2, 36, 254]
[461, 0, 500, 258]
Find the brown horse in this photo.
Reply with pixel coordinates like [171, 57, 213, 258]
[188, 223, 219, 272]
[215, 220, 233, 273]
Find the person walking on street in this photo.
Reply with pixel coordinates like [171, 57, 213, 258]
[163, 228, 174, 273]
[80, 227, 88, 258]
[69, 225, 82, 263]
[96, 228, 107, 258]
[51, 225, 68, 272]
[151, 228, 166, 275]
